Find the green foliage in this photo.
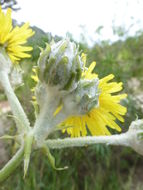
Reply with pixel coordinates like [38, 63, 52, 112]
[1, 146, 143, 190]
[84, 33, 143, 86]
[27, 26, 52, 62]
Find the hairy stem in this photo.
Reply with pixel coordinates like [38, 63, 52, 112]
[0, 145, 24, 183]
[34, 89, 62, 143]
[45, 133, 130, 149]
[0, 71, 30, 132]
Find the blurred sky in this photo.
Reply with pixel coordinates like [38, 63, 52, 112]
[12, 0, 143, 45]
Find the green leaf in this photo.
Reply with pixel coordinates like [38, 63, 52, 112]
[24, 132, 34, 178]
[43, 145, 68, 170]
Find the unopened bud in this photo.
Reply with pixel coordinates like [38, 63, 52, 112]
[63, 78, 99, 115]
[38, 39, 83, 91]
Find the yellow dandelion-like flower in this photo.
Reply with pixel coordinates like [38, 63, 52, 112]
[60, 57, 127, 137]
[0, 6, 34, 63]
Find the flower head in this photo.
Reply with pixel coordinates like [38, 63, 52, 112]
[60, 56, 127, 137]
[0, 6, 34, 63]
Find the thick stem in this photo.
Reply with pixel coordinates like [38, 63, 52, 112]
[0, 145, 24, 183]
[34, 89, 63, 143]
[34, 100, 56, 143]
[45, 133, 130, 149]
[0, 71, 30, 132]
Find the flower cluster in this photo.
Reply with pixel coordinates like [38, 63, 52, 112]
[33, 39, 127, 138]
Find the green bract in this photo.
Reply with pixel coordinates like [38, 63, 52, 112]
[62, 78, 99, 115]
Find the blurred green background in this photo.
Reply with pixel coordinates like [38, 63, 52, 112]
[0, 1, 143, 190]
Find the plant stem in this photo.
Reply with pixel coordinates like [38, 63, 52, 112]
[0, 71, 30, 132]
[34, 89, 62, 143]
[0, 145, 24, 183]
[45, 133, 130, 149]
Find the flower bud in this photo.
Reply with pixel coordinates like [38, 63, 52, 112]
[62, 78, 99, 115]
[38, 39, 83, 91]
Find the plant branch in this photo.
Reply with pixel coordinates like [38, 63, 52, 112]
[45, 133, 130, 149]
[0, 145, 24, 183]
[45, 120, 143, 156]
[0, 71, 30, 132]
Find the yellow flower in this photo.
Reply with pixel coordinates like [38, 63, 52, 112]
[60, 57, 127, 137]
[0, 6, 34, 63]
